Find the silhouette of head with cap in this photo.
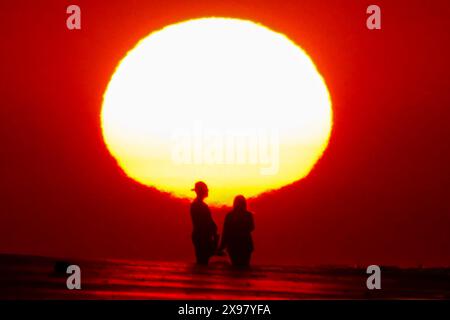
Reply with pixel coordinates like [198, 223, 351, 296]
[192, 181, 208, 201]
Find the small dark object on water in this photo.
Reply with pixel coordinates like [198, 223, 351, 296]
[53, 261, 73, 276]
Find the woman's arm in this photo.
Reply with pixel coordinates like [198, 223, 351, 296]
[248, 212, 255, 232]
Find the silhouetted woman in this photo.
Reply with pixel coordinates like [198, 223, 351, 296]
[219, 195, 255, 267]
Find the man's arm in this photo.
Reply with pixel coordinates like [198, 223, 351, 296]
[205, 206, 217, 233]
[190, 205, 199, 226]
[218, 215, 229, 251]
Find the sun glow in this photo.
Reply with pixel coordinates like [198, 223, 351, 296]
[101, 17, 332, 205]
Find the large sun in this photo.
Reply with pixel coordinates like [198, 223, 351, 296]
[101, 17, 332, 205]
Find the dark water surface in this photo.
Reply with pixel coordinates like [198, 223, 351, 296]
[1, 254, 449, 299]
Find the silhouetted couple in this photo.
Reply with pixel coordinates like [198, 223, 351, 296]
[190, 181, 254, 268]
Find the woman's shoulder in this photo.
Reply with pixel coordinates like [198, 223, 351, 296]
[226, 210, 254, 218]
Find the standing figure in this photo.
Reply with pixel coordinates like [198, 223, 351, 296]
[219, 195, 255, 267]
[190, 181, 218, 265]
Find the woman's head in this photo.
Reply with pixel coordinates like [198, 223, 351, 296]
[233, 195, 247, 211]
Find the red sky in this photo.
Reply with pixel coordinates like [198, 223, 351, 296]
[1, 0, 449, 266]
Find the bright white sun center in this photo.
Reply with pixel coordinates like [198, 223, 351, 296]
[101, 17, 332, 205]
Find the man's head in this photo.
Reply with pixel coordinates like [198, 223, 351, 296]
[192, 181, 208, 200]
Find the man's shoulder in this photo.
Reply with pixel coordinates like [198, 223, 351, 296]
[191, 199, 208, 211]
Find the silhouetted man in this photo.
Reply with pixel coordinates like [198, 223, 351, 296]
[219, 195, 255, 267]
[190, 181, 218, 265]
